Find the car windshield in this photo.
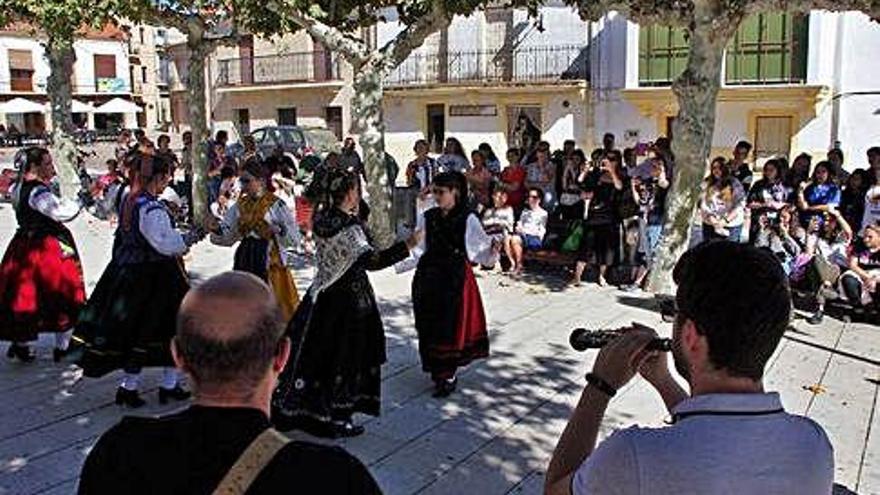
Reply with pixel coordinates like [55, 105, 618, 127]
[303, 129, 340, 153]
[277, 129, 304, 147]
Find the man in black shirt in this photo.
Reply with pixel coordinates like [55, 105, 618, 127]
[78, 272, 382, 494]
[731, 140, 754, 193]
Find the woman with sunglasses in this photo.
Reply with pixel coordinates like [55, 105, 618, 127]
[207, 158, 301, 323]
[273, 168, 421, 438]
[403, 172, 500, 397]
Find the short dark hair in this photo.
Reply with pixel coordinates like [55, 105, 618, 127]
[828, 148, 844, 162]
[176, 275, 284, 389]
[673, 242, 790, 380]
[528, 186, 543, 198]
[868, 146, 880, 158]
[23, 147, 49, 173]
[735, 140, 753, 152]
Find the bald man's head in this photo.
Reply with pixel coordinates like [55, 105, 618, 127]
[175, 272, 284, 392]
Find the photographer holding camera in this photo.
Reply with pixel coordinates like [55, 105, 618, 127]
[545, 242, 833, 495]
[753, 205, 802, 276]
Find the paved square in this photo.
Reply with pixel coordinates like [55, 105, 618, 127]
[0, 204, 878, 494]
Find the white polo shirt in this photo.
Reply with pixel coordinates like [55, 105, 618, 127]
[572, 393, 833, 495]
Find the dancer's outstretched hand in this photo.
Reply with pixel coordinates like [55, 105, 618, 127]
[406, 229, 424, 250]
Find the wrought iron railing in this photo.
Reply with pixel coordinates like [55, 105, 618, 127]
[216, 51, 342, 87]
[386, 45, 589, 86]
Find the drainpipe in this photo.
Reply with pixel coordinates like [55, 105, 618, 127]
[829, 12, 845, 149]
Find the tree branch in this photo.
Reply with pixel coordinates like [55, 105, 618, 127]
[377, 0, 451, 70]
[569, 0, 693, 27]
[267, 0, 368, 61]
[743, 0, 880, 18]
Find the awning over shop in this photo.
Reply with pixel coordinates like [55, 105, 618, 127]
[0, 97, 46, 114]
[71, 99, 97, 113]
[94, 97, 143, 113]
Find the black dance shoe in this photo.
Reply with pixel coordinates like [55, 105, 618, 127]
[115, 387, 146, 408]
[330, 420, 365, 439]
[432, 377, 458, 398]
[6, 344, 36, 363]
[158, 386, 192, 405]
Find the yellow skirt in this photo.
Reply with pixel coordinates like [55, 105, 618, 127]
[268, 244, 299, 322]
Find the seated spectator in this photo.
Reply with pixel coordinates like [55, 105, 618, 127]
[794, 209, 853, 324]
[437, 137, 469, 173]
[868, 146, 880, 186]
[571, 151, 625, 287]
[482, 189, 515, 269]
[466, 150, 493, 210]
[797, 161, 841, 228]
[701, 156, 746, 242]
[509, 188, 548, 274]
[92, 159, 120, 196]
[753, 205, 802, 276]
[545, 242, 833, 495]
[827, 147, 849, 185]
[560, 149, 588, 208]
[478, 142, 501, 175]
[863, 175, 880, 237]
[500, 148, 527, 211]
[747, 158, 792, 242]
[838, 223, 880, 308]
[78, 272, 381, 494]
[90, 159, 122, 220]
[786, 152, 812, 190]
[525, 143, 557, 210]
[730, 140, 754, 192]
[840, 169, 870, 236]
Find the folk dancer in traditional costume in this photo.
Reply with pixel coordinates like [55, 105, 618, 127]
[208, 158, 301, 321]
[400, 172, 499, 397]
[0, 147, 85, 362]
[73, 153, 204, 408]
[273, 169, 421, 438]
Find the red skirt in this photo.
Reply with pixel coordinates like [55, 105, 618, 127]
[413, 260, 490, 380]
[295, 197, 313, 231]
[0, 230, 86, 341]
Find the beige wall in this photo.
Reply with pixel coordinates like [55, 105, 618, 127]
[211, 86, 350, 143]
[383, 86, 589, 167]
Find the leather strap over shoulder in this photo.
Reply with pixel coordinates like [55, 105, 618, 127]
[212, 428, 291, 495]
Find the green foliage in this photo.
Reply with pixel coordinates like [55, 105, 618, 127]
[0, 0, 123, 42]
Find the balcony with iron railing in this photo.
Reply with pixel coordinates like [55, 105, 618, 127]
[216, 51, 343, 88]
[386, 45, 589, 87]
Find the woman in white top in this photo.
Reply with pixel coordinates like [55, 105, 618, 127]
[1, 147, 84, 362]
[75, 152, 205, 408]
[701, 156, 746, 242]
[402, 172, 499, 397]
[436, 137, 470, 173]
[209, 159, 301, 322]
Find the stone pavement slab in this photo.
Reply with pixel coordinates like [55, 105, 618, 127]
[1, 206, 878, 494]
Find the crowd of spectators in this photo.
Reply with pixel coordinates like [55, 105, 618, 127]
[79, 126, 880, 321]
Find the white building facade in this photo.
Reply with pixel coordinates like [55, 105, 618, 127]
[594, 9, 880, 170]
[0, 25, 139, 134]
[380, 2, 591, 164]
[381, 7, 880, 171]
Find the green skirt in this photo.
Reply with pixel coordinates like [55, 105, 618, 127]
[73, 258, 189, 377]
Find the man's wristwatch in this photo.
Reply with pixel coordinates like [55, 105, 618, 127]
[584, 372, 617, 398]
